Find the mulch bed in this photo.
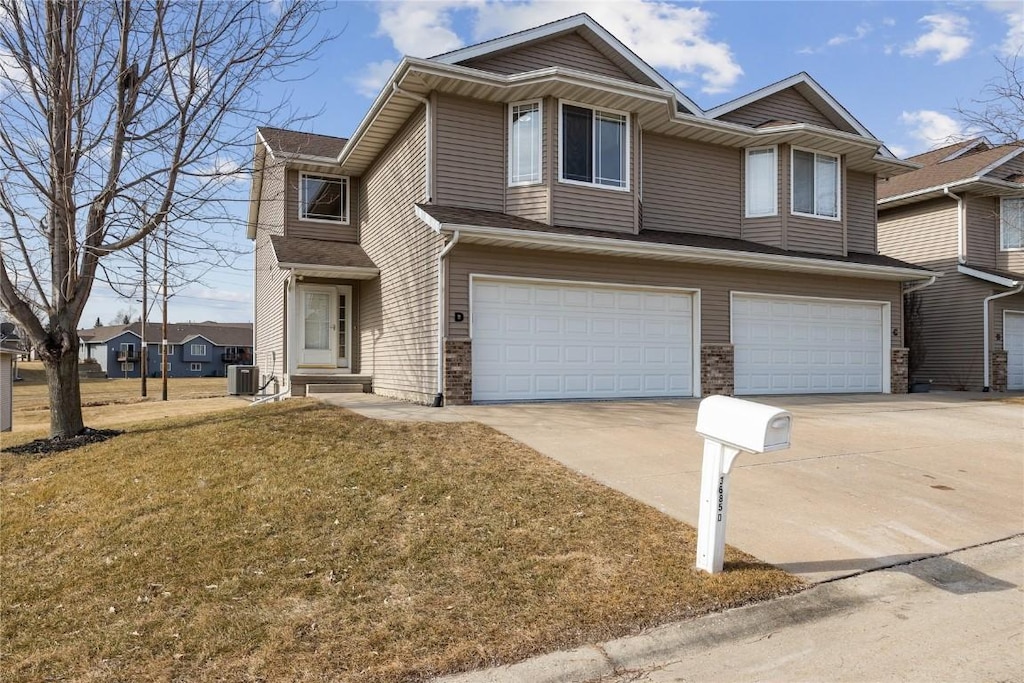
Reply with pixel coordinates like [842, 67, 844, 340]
[2, 428, 124, 455]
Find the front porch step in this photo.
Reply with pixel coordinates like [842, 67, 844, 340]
[305, 383, 366, 395]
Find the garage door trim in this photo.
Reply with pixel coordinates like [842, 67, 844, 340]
[730, 290, 892, 395]
[469, 274, 703, 399]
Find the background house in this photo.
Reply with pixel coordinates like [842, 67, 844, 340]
[878, 138, 1024, 391]
[1, 322, 24, 432]
[79, 321, 253, 378]
[249, 14, 934, 404]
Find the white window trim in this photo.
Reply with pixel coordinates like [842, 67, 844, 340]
[508, 99, 543, 187]
[121, 362, 134, 372]
[790, 147, 842, 222]
[1000, 197, 1024, 251]
[190, 362, 203, 372]
[298, 172, 350, 225]
[557, 99, 631, 192]
[190, 343, 207, 356]
[745, 145, 778, 218]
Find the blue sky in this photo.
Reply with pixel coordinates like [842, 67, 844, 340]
[82, 0, 1023, 325]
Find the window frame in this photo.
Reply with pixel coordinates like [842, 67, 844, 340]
[190, 343, 207, 356]
[790, 147, 842, 221]
[557, 99, 631, 192]
[1000, 197, 1024, 251]
[158, 344, 175, 356]
[298, 172, 350, 224]
[508, 99, 543, 187]
[745, 145, 779, 218]
[190, 362, 203, 372]
[121, 362, 134, 372]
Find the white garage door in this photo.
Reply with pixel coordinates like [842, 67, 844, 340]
[733, 294, 886, 395]
[1005, 311, 1024, 390]
[471, 278, 694, 401]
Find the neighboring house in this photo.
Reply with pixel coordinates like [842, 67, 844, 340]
[1, 323, 23, 432]
[78, 322, 252, 378]
[877, 138, 1024, 391]
[248, 14, 934, 405]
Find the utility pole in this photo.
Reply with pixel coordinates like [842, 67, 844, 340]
[161, 222, 169, 401]
[140, 232, 148, 398]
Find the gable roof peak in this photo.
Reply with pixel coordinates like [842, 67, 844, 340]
[428, 13, 704, 116]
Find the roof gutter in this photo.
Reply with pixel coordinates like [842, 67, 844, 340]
[984, 283, 1024, 391]
[904, 275, 937, 294]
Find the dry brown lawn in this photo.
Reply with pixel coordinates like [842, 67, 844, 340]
[0, 399, 802, 682]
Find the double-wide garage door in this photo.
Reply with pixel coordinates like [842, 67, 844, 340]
[732, 294, 885, 395]
[1006, 311, 1024, 391]
[472, 278, 695, 401]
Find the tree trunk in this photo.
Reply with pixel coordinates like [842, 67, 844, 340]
[44, 345, 85, 438]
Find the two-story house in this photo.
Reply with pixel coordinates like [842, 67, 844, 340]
[877, 138, 1024, 391]
[248, 14, 934, 405]
[79, 321, 253, 378]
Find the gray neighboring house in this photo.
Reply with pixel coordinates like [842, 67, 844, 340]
[79, 322, 252, 378]
[248, 13, 936, 405]
[1, 323, 24, 432]
[877, 138, 1024, 391]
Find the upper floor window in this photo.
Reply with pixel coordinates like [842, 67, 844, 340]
[190, 343, 207, 356]
[1001, 197, 1024, 250]
[509, 101, 542, 185]
[560, 102, 629, 190]
[792, 149, 840, 220]
[300, 173, 349, 223]
[745, 146, 778, 217]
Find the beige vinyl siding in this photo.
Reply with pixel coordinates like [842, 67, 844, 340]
[787, 215, 844, 255]
[551, 109, 636, 233]
[877, 198, 989, 388]
[717, 88, 842, 130]
[463, 32, 639, 83]
[965, 194, 998, 269]
[506, 98, 551, 222]
[846, 170, 877, 253]
[284, 168, 359, 242]
[434, 94, 505, 212]
[987, 152, 1024, 180]
[742, 144, 785, 247]
[358, 106, 442, 402]
[253, 162, 288, 383]
[641, 132, 741, 237]
[446, 244, 902, 346]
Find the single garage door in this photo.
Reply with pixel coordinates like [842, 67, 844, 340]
[471, 278, 695, 401]
[732, 294, 886, 395]
[1005, 311, 1024, 390]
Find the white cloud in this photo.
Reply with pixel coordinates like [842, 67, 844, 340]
[826, 22, 872, 48]
[985, 1, 1024, 57]
[364, 0, 742, 97]
[887, 144, 910, 159]
[899, 110, 972, 151]
[353, 59, 399, 99]
[902, 13, 972, 64]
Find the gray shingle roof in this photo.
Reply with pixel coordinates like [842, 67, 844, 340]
[258, 126, 348, 160]
[270, 235, 377, 269]
[79, 322, 252, 347]
[878, 140, 1024, 200]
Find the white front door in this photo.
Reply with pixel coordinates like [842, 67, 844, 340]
[299, 285, 337, 367]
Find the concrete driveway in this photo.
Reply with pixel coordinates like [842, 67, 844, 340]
[322, 392, 1023, 583]
[449, 393, 1023, 582]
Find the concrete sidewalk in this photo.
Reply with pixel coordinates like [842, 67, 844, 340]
[435, 536, 1024, 683]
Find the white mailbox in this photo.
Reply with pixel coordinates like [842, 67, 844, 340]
[695, 396, 792, 574]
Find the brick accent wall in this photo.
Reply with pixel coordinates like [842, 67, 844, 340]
[701, 344, 734, 397]
[991, 350, 1008, 392]
[444, 338, 472, 405]
[891, 347, 909, 394]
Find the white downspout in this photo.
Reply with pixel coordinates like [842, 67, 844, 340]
[904, 276, 936, 294]
[983, 284, 1024, 391]
[943, 187, 966, 264]
[432, 230, 460, 407]
[392, 83, 433, 203]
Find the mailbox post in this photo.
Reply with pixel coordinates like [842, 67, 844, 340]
[694, 396, 792, 574]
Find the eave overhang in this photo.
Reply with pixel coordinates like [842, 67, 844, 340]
[281, 264, 380, 280]
[879, 177, 1024, 209]
[958, 264, 1022, 288]
[414, 206, 936, 282]
[338, 58, 913, 178]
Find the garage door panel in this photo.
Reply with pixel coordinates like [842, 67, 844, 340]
[472, 279, 694, 401]
[734, 295, 884, 395]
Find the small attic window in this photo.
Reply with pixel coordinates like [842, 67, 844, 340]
[300, 173, 349, 223]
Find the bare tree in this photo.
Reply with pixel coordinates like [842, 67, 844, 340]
[957, 53, 1024, 143]
[0, 0, 329, 437]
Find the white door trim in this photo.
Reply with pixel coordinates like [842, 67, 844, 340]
[1004, 309, 1024, 390]
[469, 273, 702, 398]
[730, 290, 892, 394]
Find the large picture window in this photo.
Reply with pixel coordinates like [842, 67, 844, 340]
[509, 101, 542, 185]
[1001, 197, 1024, 250]
[792, 149, 839, 219]
[745, 147, 777, 217]
[560, 102, 628, 189]
[300, 173, 349, 223]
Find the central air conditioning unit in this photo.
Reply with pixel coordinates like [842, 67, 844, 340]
[227, 365, 259, 395]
